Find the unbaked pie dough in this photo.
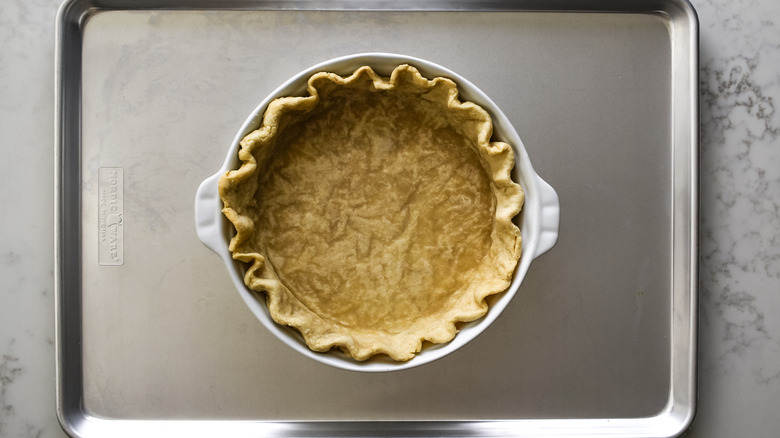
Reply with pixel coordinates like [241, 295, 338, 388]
[219, 64, 524, 361]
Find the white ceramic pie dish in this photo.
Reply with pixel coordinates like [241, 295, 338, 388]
[194, 52, 560, 372]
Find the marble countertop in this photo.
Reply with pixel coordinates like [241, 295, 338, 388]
[1, 0, 778, 436]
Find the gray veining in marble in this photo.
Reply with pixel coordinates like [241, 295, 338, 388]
[0, 0, 61, 435]
[0, 0, 779, 436]
[0, 344, 23, 434]
[693, 0, 780, 435]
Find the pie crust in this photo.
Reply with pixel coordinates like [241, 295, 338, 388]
[219, 64, 524, 361]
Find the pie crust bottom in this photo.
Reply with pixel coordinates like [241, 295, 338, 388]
[219, 65, 524, 361]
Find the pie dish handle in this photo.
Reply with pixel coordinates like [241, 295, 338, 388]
[194, 172, 225, 256]
[533, 174, 560, 259]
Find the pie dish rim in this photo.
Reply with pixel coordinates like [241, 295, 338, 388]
[194, 52, 560, 372]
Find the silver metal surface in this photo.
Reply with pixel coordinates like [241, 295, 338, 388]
[55, 0, 698, 436]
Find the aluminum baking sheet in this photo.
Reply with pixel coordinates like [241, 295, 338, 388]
[55, 0, 699, 436]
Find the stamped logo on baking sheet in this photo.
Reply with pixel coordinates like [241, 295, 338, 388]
[98, 167, 124, 266]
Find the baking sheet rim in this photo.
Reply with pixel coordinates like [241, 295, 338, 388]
[54, 0, 699, 436]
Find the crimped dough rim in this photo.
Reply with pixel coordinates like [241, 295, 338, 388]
[219, 65, 524, 361]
